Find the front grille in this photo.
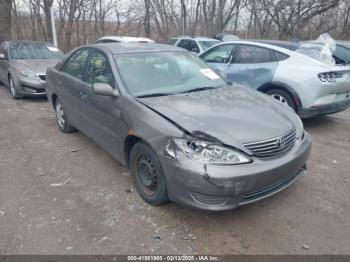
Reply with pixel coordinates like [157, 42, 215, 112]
[191, 192, 228, 206]
[243, 128, 296, 158]
[38, 74, 46, 81]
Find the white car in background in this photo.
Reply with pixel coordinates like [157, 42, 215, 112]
[168, 36, 221, 54]
[199, 40, 350, 118]
[96, 36, 155, 44]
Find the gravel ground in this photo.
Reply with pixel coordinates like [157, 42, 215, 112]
[0, 84, 349, 255]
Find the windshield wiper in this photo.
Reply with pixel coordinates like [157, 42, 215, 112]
[137, 92, 174, 98]
[179, 86, 219, 94]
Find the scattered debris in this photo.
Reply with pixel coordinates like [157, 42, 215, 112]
[302, 244, 310, 250]
[50, 178, 71, 187]
[126, 188, 134, 193]
[181, 234, 197, 240]
[99, 236, 108, 242]
[152, 235, 161, 242]
[0, 210, 5, 216]
[70, 146, 88, 153]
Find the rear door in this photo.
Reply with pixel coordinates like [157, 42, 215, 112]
[56, 48, 90, 130]
[79, 49, 123, 159]
[229, 44, 279, 89]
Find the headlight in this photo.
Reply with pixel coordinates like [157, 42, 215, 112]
[295, 116, 304, 139]
[173, 138, 252, 165]
[16, 69, 40, 81]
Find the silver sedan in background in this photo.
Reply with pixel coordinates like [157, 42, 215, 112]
[0, 40, 64, 99]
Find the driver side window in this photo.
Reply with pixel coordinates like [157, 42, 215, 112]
[87, 51, 114, 87]
[200, 44, 234, 64]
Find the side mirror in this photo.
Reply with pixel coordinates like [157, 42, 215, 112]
[0, 53, 7, 60]
[191, 47, 199, 53]
[93, 82, 118, 96]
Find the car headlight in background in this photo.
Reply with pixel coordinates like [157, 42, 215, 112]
[16, 69, 41, 81]
[171, 138, 252, 165]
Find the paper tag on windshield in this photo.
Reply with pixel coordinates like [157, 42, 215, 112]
[47, 46, 59, 52]
[200, 68, 220, 80]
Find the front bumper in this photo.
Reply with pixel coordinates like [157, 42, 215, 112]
[161, 133, 312, 211]
[299, 97, 350, 118]
[17, 77, 46, 96]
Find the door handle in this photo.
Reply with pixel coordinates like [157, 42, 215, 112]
[80, 91, 88, 100]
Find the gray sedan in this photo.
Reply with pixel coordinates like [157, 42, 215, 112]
[0, 40, 64, 98]
[46, 43, 312, 211]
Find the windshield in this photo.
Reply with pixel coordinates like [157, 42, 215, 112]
[9, 43, 64, 60]
[199, 40, 220, 51]
[114, 52, 226, 97]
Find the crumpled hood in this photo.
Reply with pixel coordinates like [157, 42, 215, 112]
[11, 59, 60, 74]
[138, 85, 296, 147]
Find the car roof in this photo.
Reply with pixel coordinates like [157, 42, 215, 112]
[253, 40, 299, 50]
[96, 36, 155, 43]
[336, 41, 350, 49]
[171, 36, 219, 41]
[88, 42, 185, 54]
[8, 40, 54, 46]
[210, 40, 293, 54]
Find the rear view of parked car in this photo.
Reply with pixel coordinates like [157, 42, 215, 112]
[168, 36, 221, 53]
[0, 40, 64, 99]
[199, 41, 350, 118]
[46, 43, 311, 211]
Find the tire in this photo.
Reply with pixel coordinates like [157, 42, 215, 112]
[9, 75, 22, 99]
[54, 98, 76, 133]
[265, 88, 296, 111]
[130, 142, 169, 206]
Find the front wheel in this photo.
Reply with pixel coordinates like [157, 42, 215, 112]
[9, 76, 22, 99]
[266, 89, 296, 111]
[55, 98, 76, 133]
[130, 142, 169, 206]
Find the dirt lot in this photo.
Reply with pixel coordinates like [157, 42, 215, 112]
[0, 84, 349, 255]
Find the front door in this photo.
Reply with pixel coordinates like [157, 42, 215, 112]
[199, 43, 235, 80]
[79, 49, 123, 159]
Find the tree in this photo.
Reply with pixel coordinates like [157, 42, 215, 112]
[0, 0, 12, 42]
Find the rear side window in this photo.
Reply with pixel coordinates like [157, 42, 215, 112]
[273, 51, 289, 61]
[234, 45, 275, 63]
[177, 39, 199, 52]
[62, 49, 89, 81]
[99, 39, 119, 43]
[200, 44, 234, 63]
[177, 39, 190, 49]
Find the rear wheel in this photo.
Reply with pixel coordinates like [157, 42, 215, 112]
[130, 142, 169, 206]
[55, 98, 76, 133]
[266, 89, 296, 111]
[9, 76, 22, 99]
